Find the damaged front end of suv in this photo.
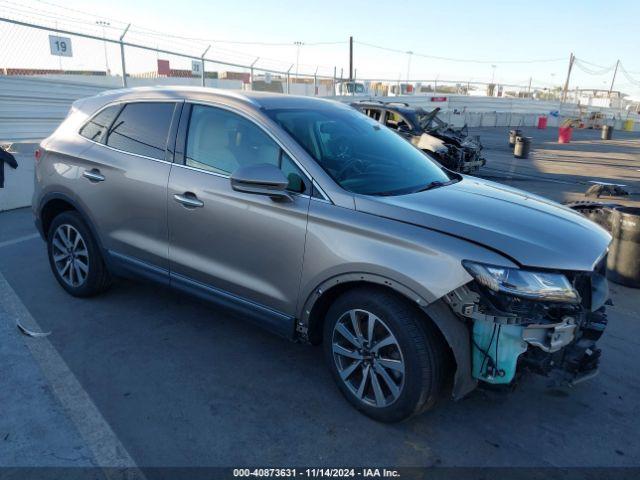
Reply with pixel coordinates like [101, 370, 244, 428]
[444, 257, 609, 391]
[350, 101, 486, 174]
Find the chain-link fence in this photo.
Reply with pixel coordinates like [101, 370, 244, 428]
[0, 16, 345, 95]
[1, 16, 581, 101]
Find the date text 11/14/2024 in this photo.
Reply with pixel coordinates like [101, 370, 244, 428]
[232, 468, 401, 478]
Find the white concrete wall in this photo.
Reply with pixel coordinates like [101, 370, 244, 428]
[0, 144, 36, 212]
[3, 75, 639, 143]
[0, 75, 242, 142]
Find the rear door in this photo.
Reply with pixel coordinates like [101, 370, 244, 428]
[76, 101, 180, 276]
[167, 103, 311, 319]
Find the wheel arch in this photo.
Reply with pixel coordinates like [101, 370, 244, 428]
[300, 273, 477, 400]
[38, 193, 105, 252]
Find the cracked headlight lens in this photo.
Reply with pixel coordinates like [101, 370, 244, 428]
[462, 261, 579, 303]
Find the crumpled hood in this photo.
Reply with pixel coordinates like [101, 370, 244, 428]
[355, 176, 611, 271]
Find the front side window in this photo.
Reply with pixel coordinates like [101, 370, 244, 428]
[265, 105, 451, 196]
[185, 105, 308, 193]
[79, 105, 121, 142]
[105, 102, 174, 160]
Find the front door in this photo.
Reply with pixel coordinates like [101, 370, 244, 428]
[167, 104, 311, 319]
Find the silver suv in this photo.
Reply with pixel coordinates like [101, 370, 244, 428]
[33, 87, 611, 422]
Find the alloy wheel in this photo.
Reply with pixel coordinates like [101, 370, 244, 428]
[51, 224, 90, 287]
[331, 309, 405, 408]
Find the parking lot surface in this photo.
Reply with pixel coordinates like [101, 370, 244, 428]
[1, 127, 639, 470]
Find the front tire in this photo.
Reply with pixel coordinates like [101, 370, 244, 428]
[47, 211, 111, 297]
[323, 288, 447, 422]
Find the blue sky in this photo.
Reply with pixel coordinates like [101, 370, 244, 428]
[4, 0, 640, 96]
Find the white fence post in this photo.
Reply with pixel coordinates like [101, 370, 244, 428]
[200, 45, 211, 87]
[119, 24, 130, 88]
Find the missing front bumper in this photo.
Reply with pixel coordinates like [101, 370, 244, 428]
[446, 285, 607, 387]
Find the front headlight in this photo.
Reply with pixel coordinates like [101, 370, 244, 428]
[462, 261, 580, 303]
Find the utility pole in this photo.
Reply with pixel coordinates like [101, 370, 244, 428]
[96, 20, 110, 75]
[561, 52, 575, 104]
[527, 77, 532, 98]
[348, 36, 353, 82]
[406, 51, 413, 82]
[608, 59, 620, 98]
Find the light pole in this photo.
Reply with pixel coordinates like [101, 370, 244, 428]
[96, 20, 111, 75]
[490, 64, 496, 84]
[294, 41, 303, 79]
[406, 50, 413, 82]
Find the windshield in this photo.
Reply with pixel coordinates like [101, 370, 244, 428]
[265, 106, 451, 196]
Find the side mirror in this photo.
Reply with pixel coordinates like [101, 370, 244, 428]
[230, 163, 292, 202]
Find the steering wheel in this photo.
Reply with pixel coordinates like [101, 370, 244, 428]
[336, 158, 366, 181]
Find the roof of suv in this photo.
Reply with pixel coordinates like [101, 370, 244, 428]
[88, 86, 342, 111]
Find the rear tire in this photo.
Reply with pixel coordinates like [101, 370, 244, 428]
[323, 287, 447, 422]
[47, 211, 112, 297]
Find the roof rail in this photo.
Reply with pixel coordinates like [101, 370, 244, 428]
[384, 101, 410, 107]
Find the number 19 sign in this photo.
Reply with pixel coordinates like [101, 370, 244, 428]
[49, 35, 73, 57]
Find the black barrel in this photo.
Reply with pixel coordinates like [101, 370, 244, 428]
[509, 129, 521, 147]
[566, 202, 623, 232]
[601, 125, 613, 140]
[514, 136, 531, 159]
[607, 207, 640, 288]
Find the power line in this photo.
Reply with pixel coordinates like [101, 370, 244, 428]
[0, 0, 124, 32]
[619, 63, 640, 87]
[573, 58, 616, 75]
[575, 58, 617, 70]
[29, 0, 345, 47]
[355, 40, 566, 64]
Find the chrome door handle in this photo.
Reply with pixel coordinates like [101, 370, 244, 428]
[173, 193, 204, 208]
[82, 169, 105, 182]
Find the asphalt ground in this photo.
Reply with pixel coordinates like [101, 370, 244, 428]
[1, 127, 639, 475]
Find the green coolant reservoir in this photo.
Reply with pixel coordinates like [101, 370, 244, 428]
[472, 318, 528, 384]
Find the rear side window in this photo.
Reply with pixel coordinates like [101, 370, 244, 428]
[363, 108, 381, 121]
[105, 102, 174, 160]
[79, 105, 121, 142]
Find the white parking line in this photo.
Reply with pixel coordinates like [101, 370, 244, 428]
[0, 233, 40, 249]
[0, 270, 146, 479]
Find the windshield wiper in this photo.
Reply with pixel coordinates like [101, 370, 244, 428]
[372, 178, 457, 197]
[413, 179, 456, 193]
